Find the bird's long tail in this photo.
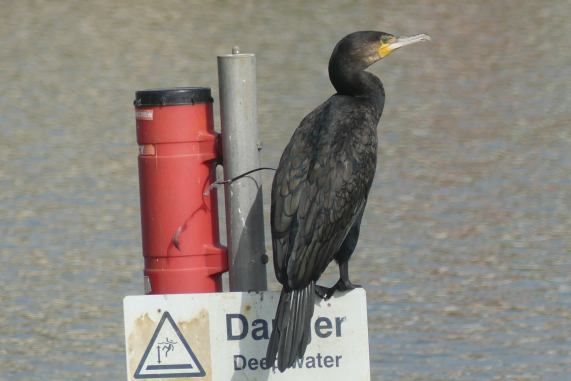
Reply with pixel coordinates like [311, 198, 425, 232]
[266, 282, 315, 372]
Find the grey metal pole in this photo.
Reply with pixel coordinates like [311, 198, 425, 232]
[218, 48, 268, 292]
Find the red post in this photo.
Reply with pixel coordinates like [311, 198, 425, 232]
[134, 87, 227, 294]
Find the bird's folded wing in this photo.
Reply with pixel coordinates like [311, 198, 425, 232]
[271, 108, 374, 288]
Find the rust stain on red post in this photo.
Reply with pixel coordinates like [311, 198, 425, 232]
[134, 88, 227, 294]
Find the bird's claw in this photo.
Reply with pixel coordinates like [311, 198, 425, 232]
[336, 278, 361, 292]
[315, 285, 335, 300]
[315, 279, 361, 300]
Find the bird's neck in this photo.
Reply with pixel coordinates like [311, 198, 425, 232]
[329, 65, 385, 110]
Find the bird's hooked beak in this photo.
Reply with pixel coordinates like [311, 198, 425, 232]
[379, 33, 431, 58]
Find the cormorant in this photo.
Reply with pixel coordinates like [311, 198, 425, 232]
[266, 31, 430, 371]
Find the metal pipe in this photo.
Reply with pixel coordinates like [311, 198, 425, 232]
[218, 49, 268, 292]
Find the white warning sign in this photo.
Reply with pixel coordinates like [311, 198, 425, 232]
[133, 311, 205, 378]
[124, 289, 370, 381]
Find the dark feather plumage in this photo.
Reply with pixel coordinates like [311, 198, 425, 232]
[266, 31, 393, 371]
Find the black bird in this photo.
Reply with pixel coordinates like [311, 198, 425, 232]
[266, 31, 430, 371]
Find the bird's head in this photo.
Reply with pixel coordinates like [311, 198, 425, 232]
[330, 31, 431, 71]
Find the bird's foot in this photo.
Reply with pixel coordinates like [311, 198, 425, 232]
[315, 279, 361, 300]
[336, 277, 361, 292]
[315, 285, 332, 300]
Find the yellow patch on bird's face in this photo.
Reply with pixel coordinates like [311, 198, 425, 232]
[378, 36, 397, 58]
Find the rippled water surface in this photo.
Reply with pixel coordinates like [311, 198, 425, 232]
[2, 1, 570, 380]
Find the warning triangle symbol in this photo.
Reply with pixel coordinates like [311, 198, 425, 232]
[134, 311, 206, 379]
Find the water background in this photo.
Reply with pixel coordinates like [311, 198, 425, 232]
[1, 1, 570, 380]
